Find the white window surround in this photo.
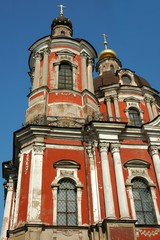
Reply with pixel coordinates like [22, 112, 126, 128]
[125, 159, 160, 225]
[51, 160, 83, 226]
[118, 69, 137, 86]
[124, 98, 144, 124]
[53, 61, 78, 90]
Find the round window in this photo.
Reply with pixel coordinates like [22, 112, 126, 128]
[122, 74, 131, 84]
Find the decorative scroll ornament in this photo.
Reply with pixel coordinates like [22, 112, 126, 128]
[110, 143, 120, 154]
[149, 145, 159, 156]
[33, 145, 45, 155]
[98, 142, 109, 153]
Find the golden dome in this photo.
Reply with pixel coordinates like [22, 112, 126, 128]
[98, 48, 117, 61]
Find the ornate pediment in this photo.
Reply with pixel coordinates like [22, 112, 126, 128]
[56, 49, 76, 57]
[124, 97, 140, 103]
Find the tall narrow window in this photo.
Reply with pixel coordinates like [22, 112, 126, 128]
[57, 178, 77, 225]
[128, 108, 141, 126]
[110, 65, 114, 73]
[58, 62, 73, 89]
[132, 178, 157, 225]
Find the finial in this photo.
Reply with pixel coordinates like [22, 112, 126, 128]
[101, 34, 108, 49]
[57, 4, 66, 16]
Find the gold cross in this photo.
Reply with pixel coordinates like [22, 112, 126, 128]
[57, 4, 66, 16]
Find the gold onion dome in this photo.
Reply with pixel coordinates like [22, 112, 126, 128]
[98, 49, 117, 61]
[98, 34, 117, 61]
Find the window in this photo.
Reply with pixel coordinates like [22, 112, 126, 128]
[122, 74, 131, 84]
[132, 178, 157, 225]
[128, 108, 141, 126]
[110, 65, 114, 73]
[58, 62, 73, 89]
[61, 31, 65, 36]
[57, 178, 77, 226]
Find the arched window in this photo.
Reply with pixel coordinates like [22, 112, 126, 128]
[132, 178, 157, 225]
[110, 65, 114, 73]
[128, 108, 141, 126]
[58, 62, 73, 89]
[57, 178, 77, 226]
[61, 31, 65, 36]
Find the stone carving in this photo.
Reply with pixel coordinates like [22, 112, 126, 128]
[149, 145, 159, 156]
[61, 229, 73, 236]
[139, 229, 160, 237]
[110, 143, 120, 153]
[92, 111, 103, 121]
[60, 170, 74, 177]
[98, 142, 109, 153]
[33, 145, 45, 155]
[24, 154, 29, 174]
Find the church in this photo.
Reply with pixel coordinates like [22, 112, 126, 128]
[1, 4, 160, 240]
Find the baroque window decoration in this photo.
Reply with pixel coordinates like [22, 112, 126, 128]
[51, 160, 83, 226]
[125, 159, 160, 225]
[58, 61, 73, 89]
[122, 74, 132, 84]
[132, 178, 157, 225]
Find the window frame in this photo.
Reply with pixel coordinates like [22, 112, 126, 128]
[128, 107, 142, 126]
[57, 178, 77, 226]
[125, 160, 160, 225]
[58, 61, 73, 90]
[51, 160, 83, 226]
[132, 177, 157, 225]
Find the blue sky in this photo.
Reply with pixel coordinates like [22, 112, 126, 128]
[0, 0, 160, 230]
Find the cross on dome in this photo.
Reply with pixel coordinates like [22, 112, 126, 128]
[57, 4, 66, 16]
[101, 33, 108, 49]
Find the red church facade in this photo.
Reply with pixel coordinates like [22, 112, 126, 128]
[1, 6, 160, 240]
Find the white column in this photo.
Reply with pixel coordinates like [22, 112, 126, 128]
[86, 145, 101, 222]
[113, 95, 120, 121]
[145, 97, 154, 121]
[111, 143, 130, 219]
[27, 144, 45, 223]
[42, 48, 50, 86]
[105, 96, 113, 121]
[80, 52, 87, 90]
[98, 142, 116, 219]
[33, 52, 41, 90]
[1, 179, 14, 240]
[87, 58, 94, 93]
[13, 152, 24, 226]
[149, 145, 160, 190]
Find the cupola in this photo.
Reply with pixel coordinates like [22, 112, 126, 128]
[96, 34, 121, 75]
[51, 4, 73, 37]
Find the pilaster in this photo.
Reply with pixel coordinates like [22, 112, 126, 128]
[86, 145, 101, 223]
[33, 52, 41, 90]
[110, 143, 130, 219]
[149, 145, 160, 190]
[98, 142, 116, 219]
[27, 144, 45, 223]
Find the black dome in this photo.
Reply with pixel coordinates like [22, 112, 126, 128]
[51, 15, 73, 30]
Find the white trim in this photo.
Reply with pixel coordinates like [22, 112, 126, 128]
[51, 164, 83, 225]
[126, 167, 160, 224]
